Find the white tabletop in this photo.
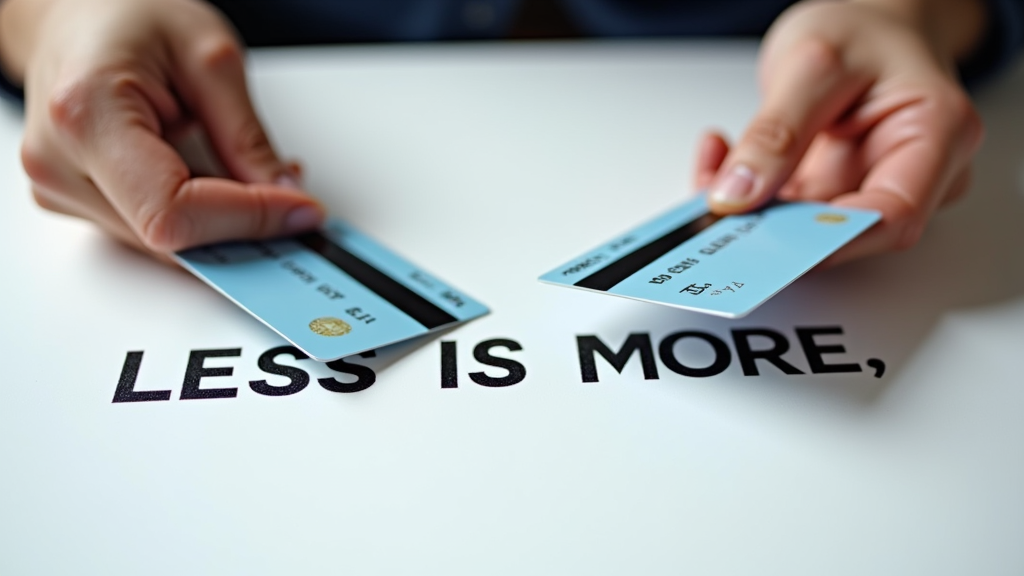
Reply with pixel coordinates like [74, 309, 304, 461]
[1, 40, 1022, 575]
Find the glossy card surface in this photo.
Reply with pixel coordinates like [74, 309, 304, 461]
[175, 220, 488, 361]
[540, 196, 880, 318]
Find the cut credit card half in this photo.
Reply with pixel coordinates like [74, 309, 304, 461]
[175, 220, 488, 362]
[539, 196, 880, 318]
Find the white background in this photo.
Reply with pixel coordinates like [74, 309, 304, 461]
[1, 41, 1022, 575]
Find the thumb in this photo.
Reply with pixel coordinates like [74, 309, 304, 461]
[88, 113, 325, 252]
[175, 34, 294, 186]
[707, 39, 868, 214]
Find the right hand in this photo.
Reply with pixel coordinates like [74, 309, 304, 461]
[694, 0, 985, 266]
[0, 0, 325, 257]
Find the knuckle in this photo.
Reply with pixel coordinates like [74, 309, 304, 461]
[162, 161, 194, 192]
[139, 208, 174, 251]
[876, 189, 924, 252]
[743, 116, 797, 157]
[196, 37, 245, 73]
[793, 36, 843, 75]
[942, 88, 974, 118]
[936, 88, 984, 151]
[20, 139, 61, 188]
[140, 186, 194, 252]
[763, 3, 845, 61]
[47, 70, 151, 137]
[30, 186, 62, 213]
[105, 71, 149, 103]
[235, 119, 276, 162]
[47, 80, 94, 138]
[250, 187, 272, 236]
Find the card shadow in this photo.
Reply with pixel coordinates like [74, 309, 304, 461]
[598, 68, 1024, 410]
[88, 232, 467, 392]
[342, 323, 460, 374]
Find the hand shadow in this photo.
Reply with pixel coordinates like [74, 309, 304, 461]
[592, 63, 1024, 409]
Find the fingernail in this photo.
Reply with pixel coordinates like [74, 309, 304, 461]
[284, 206, 323, 233]
[275, 173, 302, 190]
[709, 164, 756, 205]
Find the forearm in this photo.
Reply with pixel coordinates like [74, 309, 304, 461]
[850, 0, 988, 63]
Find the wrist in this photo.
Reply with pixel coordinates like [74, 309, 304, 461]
[847, 0, 991, 64]
[0, 0, 63, 85]
[848, 0, 988, 64]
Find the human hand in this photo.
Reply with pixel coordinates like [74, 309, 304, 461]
[0, 0, 324, 258]
[695, 0, 986, 265]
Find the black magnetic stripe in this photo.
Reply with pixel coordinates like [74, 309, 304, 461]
[574, 212, 722, 291]
[297, 232, 457, 330]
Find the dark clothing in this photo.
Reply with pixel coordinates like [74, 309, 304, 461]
[208, 0, 799, 44]
[206, 0, 1022, 86]
[1, 0, 1022, 102]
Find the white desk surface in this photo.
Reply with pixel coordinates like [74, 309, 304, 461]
[1, 40, 1022, 575]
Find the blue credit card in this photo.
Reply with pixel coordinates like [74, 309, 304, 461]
[539, 196, 880, 318]
[174, 220, 488, 361]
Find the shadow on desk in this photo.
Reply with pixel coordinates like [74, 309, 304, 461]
[598, 67, 1024, 410]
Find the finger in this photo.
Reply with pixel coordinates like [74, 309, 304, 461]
[24, 76, 175, 256]
[823, 139, 958, 266]
[20, 132, 85, 197]
[137, 176, 326, 251]
[784, 134, 866, 202]
[94, 126, 324, 252]
[820, 188, 918, 267]
[65, 84, 324, 252]
[708, 39, 870, 214]
[172, 31, 293, 186]
[694, 131, 729, 190]
[30, 184, 80, 218]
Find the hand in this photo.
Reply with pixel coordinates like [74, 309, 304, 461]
[695, 0, 986, 265]
[0, 0, 325, 258]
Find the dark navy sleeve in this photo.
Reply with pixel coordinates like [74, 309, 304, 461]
[5, 0, 1023, 103]
[209, 0, 797, 44]
[0, 64, 24, 107]
[961, 0, 1024, 86]
[207, 0, 519, 45]
[560, 0, 795, 37]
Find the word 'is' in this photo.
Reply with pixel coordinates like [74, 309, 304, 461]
[112, 325, 885, 403]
